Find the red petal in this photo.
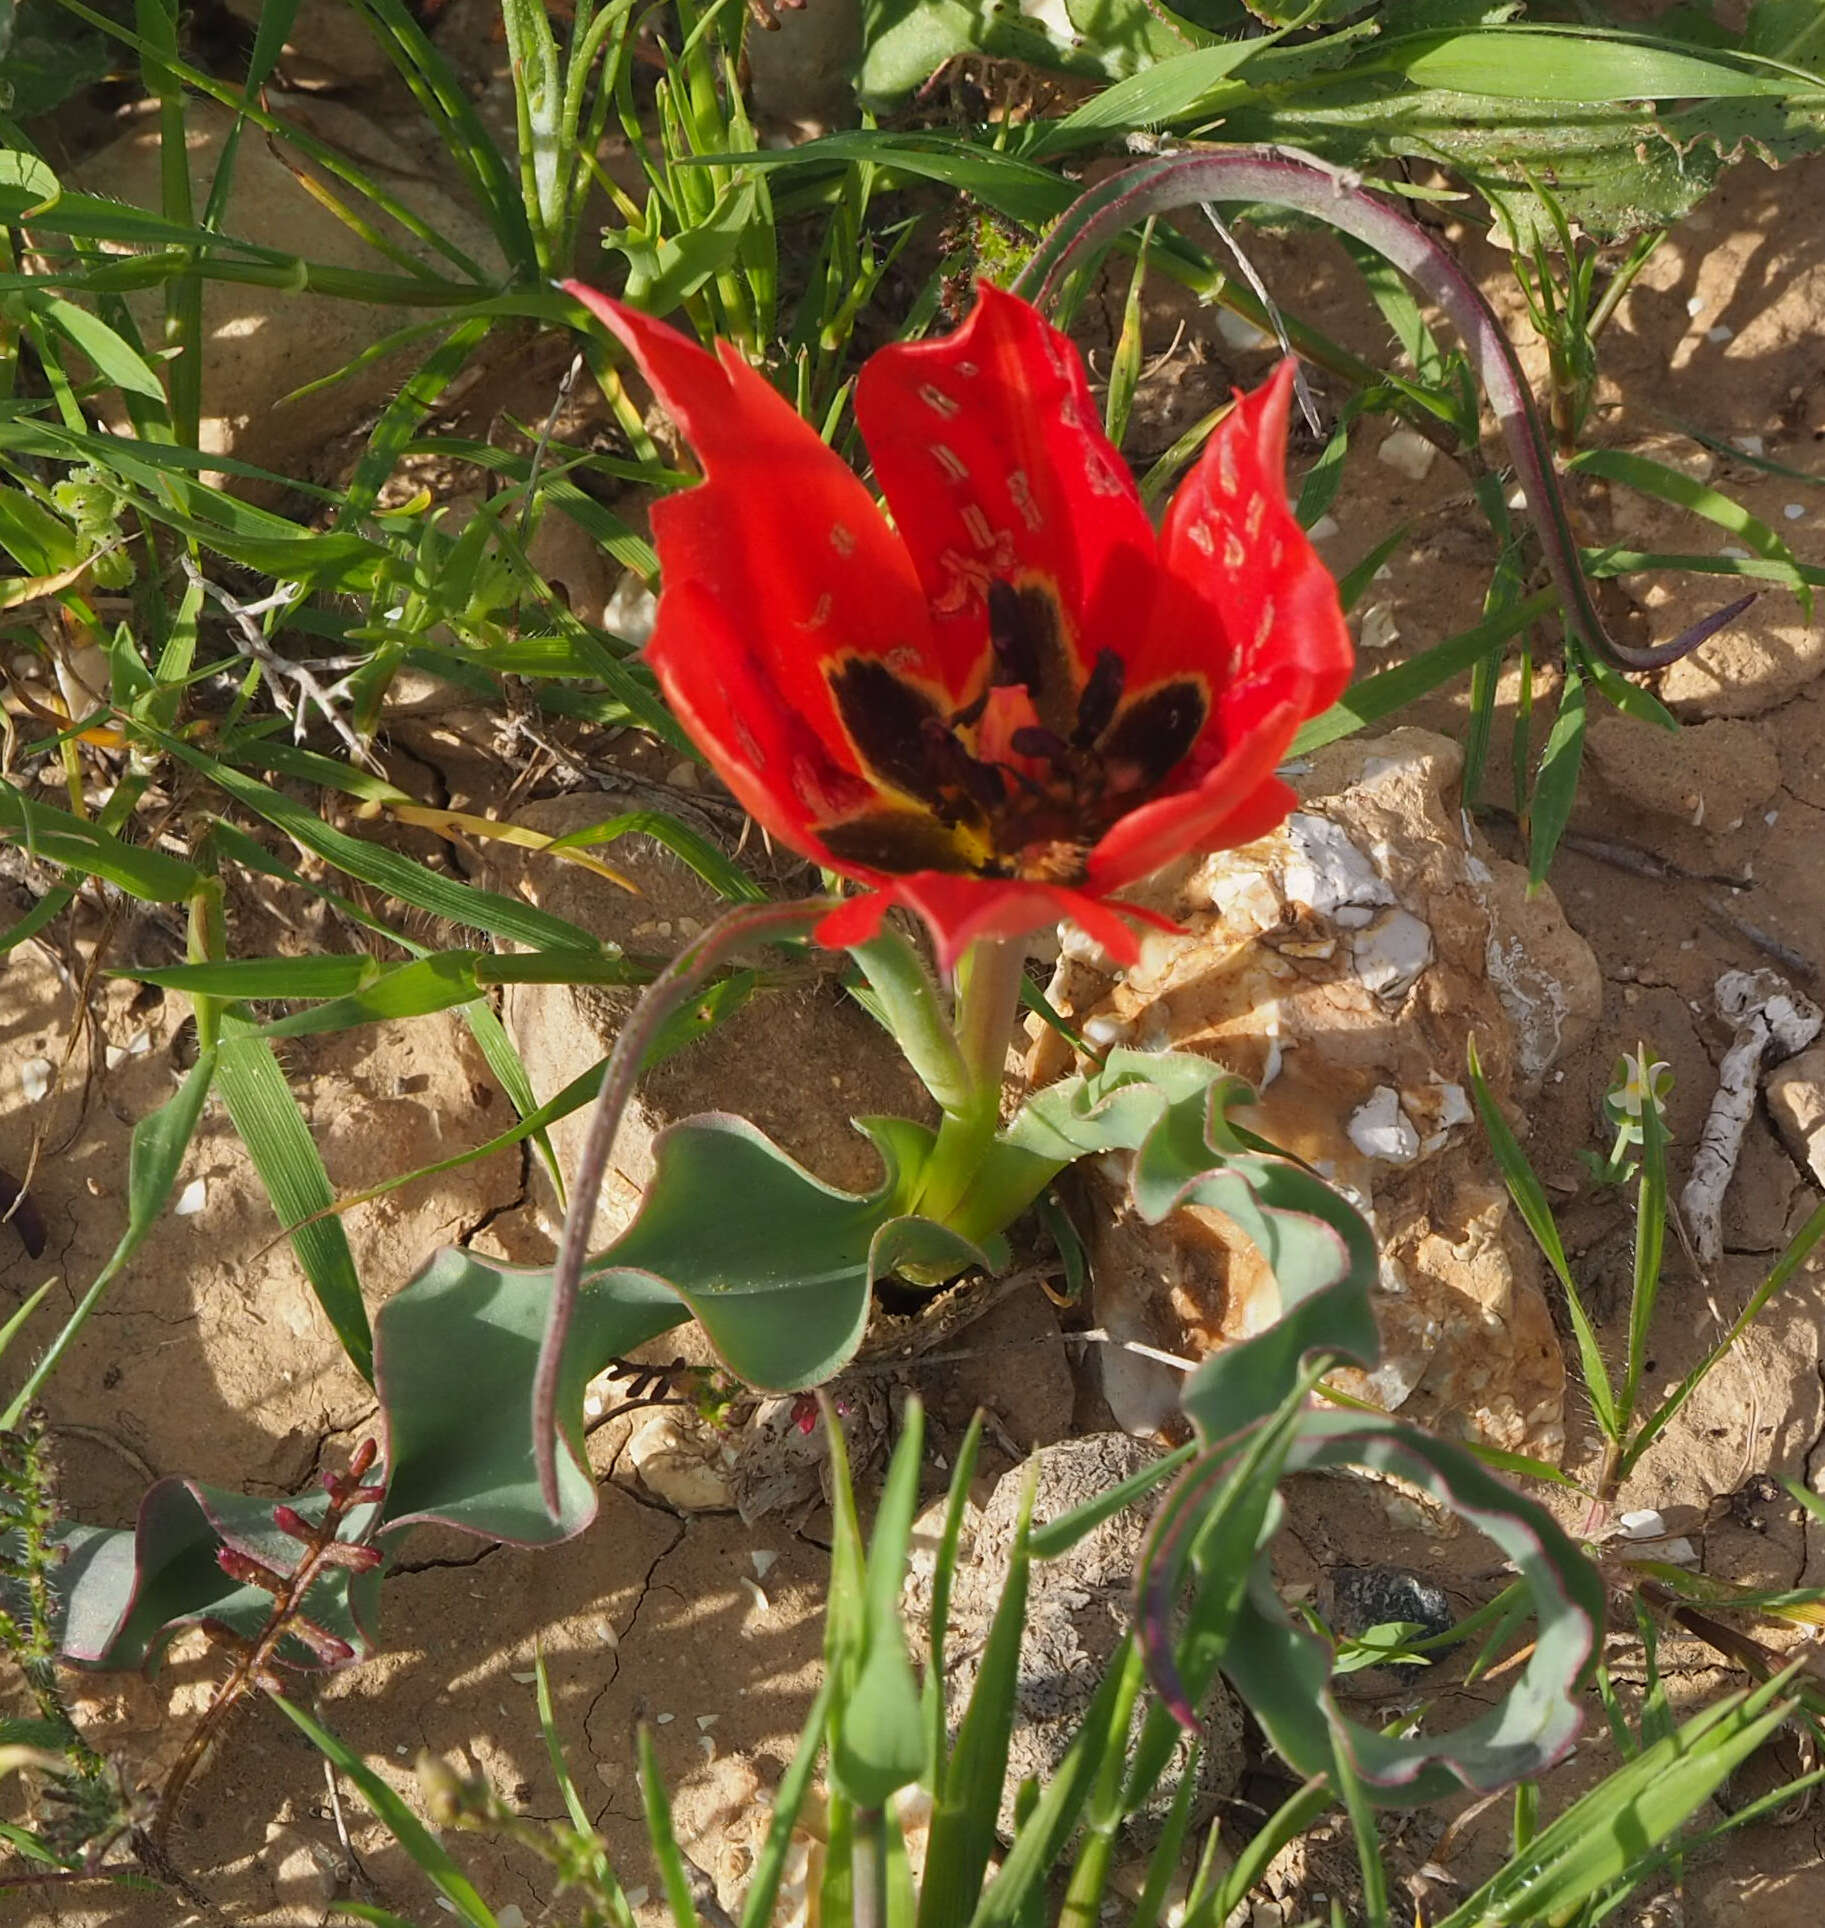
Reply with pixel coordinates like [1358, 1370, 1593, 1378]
[649, 581, 884, 871]
[1148, 361, 1353, 729]
[564, 284, 941, 818]
[1086, 701, 1302, 893]
[815, 873, 1153, 972]
[854, 283, 1160, 696]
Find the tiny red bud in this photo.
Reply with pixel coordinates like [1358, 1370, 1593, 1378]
[315, 1539, 384, 1572]
[271, 1505, 315, 1543]
[216, 1547, 287, 1593]
[290, 1616, 354, 1666]
[348, 1438, 379, 1480]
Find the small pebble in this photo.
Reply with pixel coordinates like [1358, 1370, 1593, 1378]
[1706, 323, 1734, 342]
[1377, 426, 1438, 482]
[1214, 307, 1273, 351]
[1306, 512, 1341, 541]
[174, 1178, 207, 1217]
[1735, 434, 1766, 458]
[1784, 503, 1806, 521]
[20, 1058, 53, 1104]
[1685, 295, 1706, 316]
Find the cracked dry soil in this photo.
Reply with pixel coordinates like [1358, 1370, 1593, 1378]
[6, 151, 1825, 1928]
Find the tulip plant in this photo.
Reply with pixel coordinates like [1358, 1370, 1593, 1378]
[57, 146, 1740, 1822]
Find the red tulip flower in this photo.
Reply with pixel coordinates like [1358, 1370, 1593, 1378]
[565, 281, 1352, 970]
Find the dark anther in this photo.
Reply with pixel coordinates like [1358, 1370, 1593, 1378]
[1099, 679, 1207, 789]
[987, 579, 1077, 734]
[987, 580, 1040, 690]
[1009, 725, 1071, 764]
[1073, 647, 1125, 747]
[829, 657, 965, 816]
[922, 715, 1006, 811]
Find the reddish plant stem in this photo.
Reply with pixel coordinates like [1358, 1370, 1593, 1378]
[1016, 146, 1752, 673]
[532, 897, 835, 1514]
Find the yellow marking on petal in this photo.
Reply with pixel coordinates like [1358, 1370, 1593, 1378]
[1218, 439, 1239, 497]
[932, 444, 970, 481]
[1270, 536, 1284, 568]
[960, 503, 997, 550]
[1223, 530, 1246, 574]
[1254, 599, 1276, 650]
[801, 592, 833, 629]
[1185, 519, 1215, 558]
[830, 524, 857, 557]
[1244, 493, 1266, 539]
[1007, 470, 1044, 531]
[919, 383, 960, 418]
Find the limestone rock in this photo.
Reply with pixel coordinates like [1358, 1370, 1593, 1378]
[223, 0, 396, 87]
[1030, 728, 1593, 1458]
[903, 1434, 1243, 1843]
[480, 794, 934, 1251]
[746, 0, 861, 138]
[625, 1412, 736, 1514]
[70, 97, 501, 484]
[1769, 1044, 1825, 1187]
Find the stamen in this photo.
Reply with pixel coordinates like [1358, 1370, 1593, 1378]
[1073, 648, 1125, 747]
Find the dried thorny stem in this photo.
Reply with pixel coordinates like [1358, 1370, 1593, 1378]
[180, 559, 375, 763]
[149, 1441, 386, 1847]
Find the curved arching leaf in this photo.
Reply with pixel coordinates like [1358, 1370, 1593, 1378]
[54, 1483, 383, 1673]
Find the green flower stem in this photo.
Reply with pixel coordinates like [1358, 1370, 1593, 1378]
[911, 937, 1028, 1232]
[847, 931, 972, 1116]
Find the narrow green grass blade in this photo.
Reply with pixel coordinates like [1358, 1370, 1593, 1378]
[1292, 591, 1554, 755]
[1626, 1195, 1825, 1478]
[270, 1698, 500, 1927]
[532, 1651, 637, 1928]
[1570, 445, 1812, 613]
[147, 731, 609, 952]
[638, 1723, 701, 1928]
[1525, 646, 1587, 889]
[919, 1456, 1036, 1928]
[738, 1675, 835, 1928]
[2, 1049, 216, 1425]
[1430, 1675, 1798, 1927]
[1618, 1052, 1669, 1439]
[217, 1017, 372, 1382]
[1467, 1038, 1619, 1441]
[923, 1411, 985, 1792]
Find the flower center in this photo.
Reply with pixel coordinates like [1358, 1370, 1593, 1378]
[819, 578, 1208, 885]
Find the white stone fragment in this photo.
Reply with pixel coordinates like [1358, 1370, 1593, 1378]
[1685, 295, 1706, 316]
[1203, 864, 1281, 932]
[750, 1548, 779, 1580]
[1307, 512, 1342, 541]
[1785, 503, 1806, 521]
[1352, 909, 1433, 1000]
[1214, 306, 1273, 351]
[496, 1909, 527, 1928]
[626, 1413, 735, 1513]
[1357, 602, 1400, 652]
[1377, 425, 1439, 481]
[20, 1058, 53, 1103]
[1618, 1508, 1666, 1539]
[1347, 1086, 1421, 1166]
[174, 1177, 207, 1217]
[1280, 813, 1393, 920]
[605, 573, 658, 645]
[1707, 323, 1734, 342]
[1734, 434, 1765, 458]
